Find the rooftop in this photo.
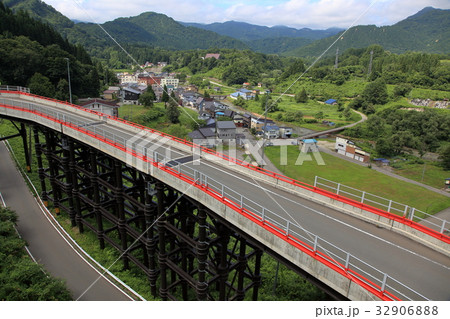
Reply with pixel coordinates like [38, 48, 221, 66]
[217, 121, 236, 130]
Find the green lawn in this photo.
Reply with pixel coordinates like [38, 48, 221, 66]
[118, 103, 199, 139]
[265, 146, 450, 215]
[392, 160, 449, 190]
[236, 95, 361, 131]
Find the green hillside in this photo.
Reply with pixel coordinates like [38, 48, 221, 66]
[3, 0, 248, 51]
[287, 7, 450, 57]
[181, 21, 342, 41]
[0, 2, 102, 99]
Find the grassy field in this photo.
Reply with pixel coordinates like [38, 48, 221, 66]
[118, 103, 199, 139]
[264, 146, 450, 215]
[235, 95, 361, 131]
[392, 160, 449, 190]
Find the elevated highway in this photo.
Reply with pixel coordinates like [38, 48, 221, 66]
[1, 87, 449, 301]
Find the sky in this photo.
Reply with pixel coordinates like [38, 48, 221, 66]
[41, 0, 450, 29]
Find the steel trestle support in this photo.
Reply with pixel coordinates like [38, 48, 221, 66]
[33, 127, 265, 300]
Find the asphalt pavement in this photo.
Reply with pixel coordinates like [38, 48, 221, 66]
[0, 142, 134, 301]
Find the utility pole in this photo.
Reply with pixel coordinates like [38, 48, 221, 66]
[334, 47, 339, 69]
[261, 90, 269, 168]
[64, 58, 73, 104]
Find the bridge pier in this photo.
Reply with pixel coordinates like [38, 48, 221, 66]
[26, 127, 307, 301]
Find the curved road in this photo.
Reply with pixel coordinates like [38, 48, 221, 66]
[1, 91, 449, 300]
[0, 142, 135, 301]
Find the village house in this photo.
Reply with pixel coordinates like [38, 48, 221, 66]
[119, 73, 138, 85]
[230, 88, 254, 100]
[78, 99, 119, 117]
[300, 139, 319, 153]
[279, 127, 293, 139]
[251, 117, 275, 131]
[216, 121, 236, 141]
[138, 74, 162, 86]
[335, 137, 370, 163]
[103, 86, 120, 100]
[188, 127, 216, 145]
[242, 113, 252, 128]
[204, 53, 221, 60]
[263, 125, 280, 139]
[233, 114, 244, 127]
[122, 87, 142, 105]
[161, 76, 179, 89]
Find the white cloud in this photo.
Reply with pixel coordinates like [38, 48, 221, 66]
[41, 0, 450, 29]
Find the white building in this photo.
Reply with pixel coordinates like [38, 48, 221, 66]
[161, 76, 179, 89]
[119, 73, 138, 85]
[335, 137, 370, 163]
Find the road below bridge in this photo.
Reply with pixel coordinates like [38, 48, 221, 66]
[0, 142, 137, 301]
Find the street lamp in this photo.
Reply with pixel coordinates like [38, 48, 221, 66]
[64, 58, 73, 104]
[261, 90, 270, 168]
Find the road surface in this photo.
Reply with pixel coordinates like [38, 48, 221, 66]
[0, 142, 135, 301]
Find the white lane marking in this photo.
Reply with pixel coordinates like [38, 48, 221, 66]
[2, 141, 143, 301]
[187, 159, 450, 271]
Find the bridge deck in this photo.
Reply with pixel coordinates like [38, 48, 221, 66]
[1, 90, 449, 300]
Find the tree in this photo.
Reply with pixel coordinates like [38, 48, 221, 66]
[375, 137, 394, 157]
[161, 85, 169, 105]
[280, 59, 306, 80]
[28, 73, 55, 98]
[362, 78, 389, 105]
[55, 78, 69, 101]
[0, 207, 72, 301]
[393, 83, 412, 98]
[439, 145, 450, 171]
[233, 96, 247, 108]
[314, 111, 324, 121]
[167, 100, 180, 124]
[261, 94, 278, 113]
[295, 88, 308, 103]
[139, 89, 155, 107]
[366, 115, 386, 138]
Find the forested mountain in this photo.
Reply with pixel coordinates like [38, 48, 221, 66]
[4, 1, 449, 57]
[180, 21, 342, 41]
[287, 7, 450, 57]
[0, 2, 102, 99]
[3, 0, 248, 51]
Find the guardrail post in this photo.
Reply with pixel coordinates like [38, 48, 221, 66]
[240, 195, 243, 209]
[313, 235, 318, 252]
[387, 200, 392, 213]
[336, 183, 341, 195]
[403, 205, 409, 217]
[345, 253, 350, 270]
[261, 207, 265, 222]
[440, 220, 446, 234]
[286, 221, 290, 236]
[410, 207, 415, 221]
[381, 273, 388, 292]
[361, 191, 365, 204]
[314, 176, 318, 187]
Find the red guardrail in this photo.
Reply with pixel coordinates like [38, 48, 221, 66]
[2, 90, 449, 245]
[1, 99, 415, 300]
